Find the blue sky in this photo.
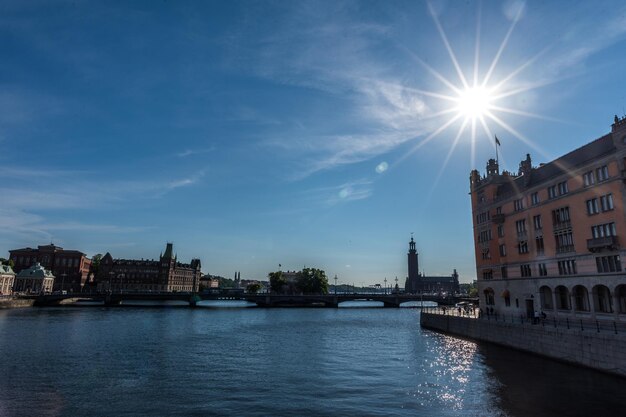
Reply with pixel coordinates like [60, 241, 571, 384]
[1, 0, 626, 285]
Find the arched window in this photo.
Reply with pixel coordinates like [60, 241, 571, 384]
[555, 286, 570, 310]
[540, 286, 554, 310]
[573, 285, 590, 311]
[484, 288, 495, 305]
[592, 285, 612, 313]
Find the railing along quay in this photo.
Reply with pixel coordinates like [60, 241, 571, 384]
[422, 306, 626, 335]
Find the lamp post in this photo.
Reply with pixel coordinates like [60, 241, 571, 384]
[384, 277, 387, 295]
[334, 274, 338, 295]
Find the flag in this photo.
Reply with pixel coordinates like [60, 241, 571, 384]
[495, 136, 501, 146]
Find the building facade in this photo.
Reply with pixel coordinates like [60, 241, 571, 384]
[470, 115, 626, 320]
[404, 237, 460, 294]
[0, 264, 15, 295]
[96, 243, 201, 292]
[9, 244, 91, 292]
[13, 263, 55, 294]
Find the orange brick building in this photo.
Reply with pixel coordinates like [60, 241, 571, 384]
[9, 244, 91, 292]
[470, 115, 626, 320]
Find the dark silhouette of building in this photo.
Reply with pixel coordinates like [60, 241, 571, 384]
[404, 237, 460, 294]
[96, 243, 201, 292]
[9, 244, 91, 292]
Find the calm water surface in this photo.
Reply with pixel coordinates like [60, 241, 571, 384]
[0, 306, 623, 416]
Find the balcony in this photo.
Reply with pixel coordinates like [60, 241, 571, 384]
[556, 245, 575, 254]
[587, 236, 619, 252]
[492, 213, 505, 224]
[553, 220, 571, 231]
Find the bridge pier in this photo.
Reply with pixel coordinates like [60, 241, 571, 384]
[104, 294, 121, 306]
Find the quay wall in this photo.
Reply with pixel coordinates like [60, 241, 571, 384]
[420, 312, 626, 378]
[0, 298, 35, 309]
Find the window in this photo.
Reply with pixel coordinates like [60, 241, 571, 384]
[586, 198, 599, 215]
[558, 260, 577, 275]
[535, 236, 544, 255]
[499, 244, 506, 257]
[533, 215, 542, 230]
[596, 255, 621, 273]
[497, 225, 504, 238]
[596, 165, 609, 182]
[496, 206, 502, 214]
[520, 264, 532, 277]
[583, 171, 595, 186]
[557, 181, 568, 195]
[478, 229, 492, 243]
[555, 231, 574, 253]
[481, 249, 491, 260]
[476, 211, 490, 224]
[531, 192, 540, 205]
[538, 263, 547, 276]
[518, 241, 529, 254]
[552, 207, 570, 228]
[514, 198, 524, 211]
[483, 270, 493, 280]
[504, 294, 511, 307]
[548, 185, 557, 199]
[592, 222, 617, 238]
[501, 266, 508, 278]
[600, 193, 614, 211]
[515, 219, 527, 236]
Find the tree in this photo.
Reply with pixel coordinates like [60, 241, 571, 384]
[296, 268, 329, 295]
[468, 287, 479, 298]
[268, 271, 287, 293]
[90, 254, 103, 277]
[0, 258, 14, 268]
[246, 282, 261, 294]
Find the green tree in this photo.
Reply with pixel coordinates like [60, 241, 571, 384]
[246, 282, 261, 294]
[0, 258, 15, 268]
[468, 287, 479, 298]
[296, 268, 329, 295]
[90, 254, 103, 277]
[268, 271, 287, 293]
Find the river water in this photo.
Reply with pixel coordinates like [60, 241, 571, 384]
[0, 305, 623, 416]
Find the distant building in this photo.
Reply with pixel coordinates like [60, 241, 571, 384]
[96, 243, 201, 292]
[0, 264, 15, 295]
[9, 244, 91, 292]
[470, 115, 626, 319]
[13, 263, 54, 294]
[404, 237, 460, 294]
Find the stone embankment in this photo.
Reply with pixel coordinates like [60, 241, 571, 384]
[0, 297, 35, 309]
[420, 309, 626, 378]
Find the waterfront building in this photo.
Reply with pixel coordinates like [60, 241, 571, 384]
[13, 263, 55, 294]
[9, 244, 91, 292]
[0, 264, 15, 295]
[404, 237, 460, 294]
[470, 115, 626, 320]
[96, 243, 201, 292]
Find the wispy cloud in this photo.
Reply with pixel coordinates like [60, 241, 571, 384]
[302, 179, 374, 206]
[177, 147, 215, 158]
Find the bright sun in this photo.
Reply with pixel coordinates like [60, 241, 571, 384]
[456, 86, 493, 120]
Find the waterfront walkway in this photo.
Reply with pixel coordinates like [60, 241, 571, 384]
[422, 306, 626, 335]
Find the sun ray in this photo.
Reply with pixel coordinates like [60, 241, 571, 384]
[403, 47, 463, 95]
[481, 4, 524, 87]
[485, 111, 549, 159]
[427, 1, 469, 89]
[424, 118, 471, 204]
[490, 45, 552, 92]
[488, 105, 571, 124]
[395, 112, 464, 166]
[473, 1, 483, 87]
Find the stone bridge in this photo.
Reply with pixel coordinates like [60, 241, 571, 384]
[26, 292, 468, 308]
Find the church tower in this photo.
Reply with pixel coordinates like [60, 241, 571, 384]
[406, 236, 419, 293]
